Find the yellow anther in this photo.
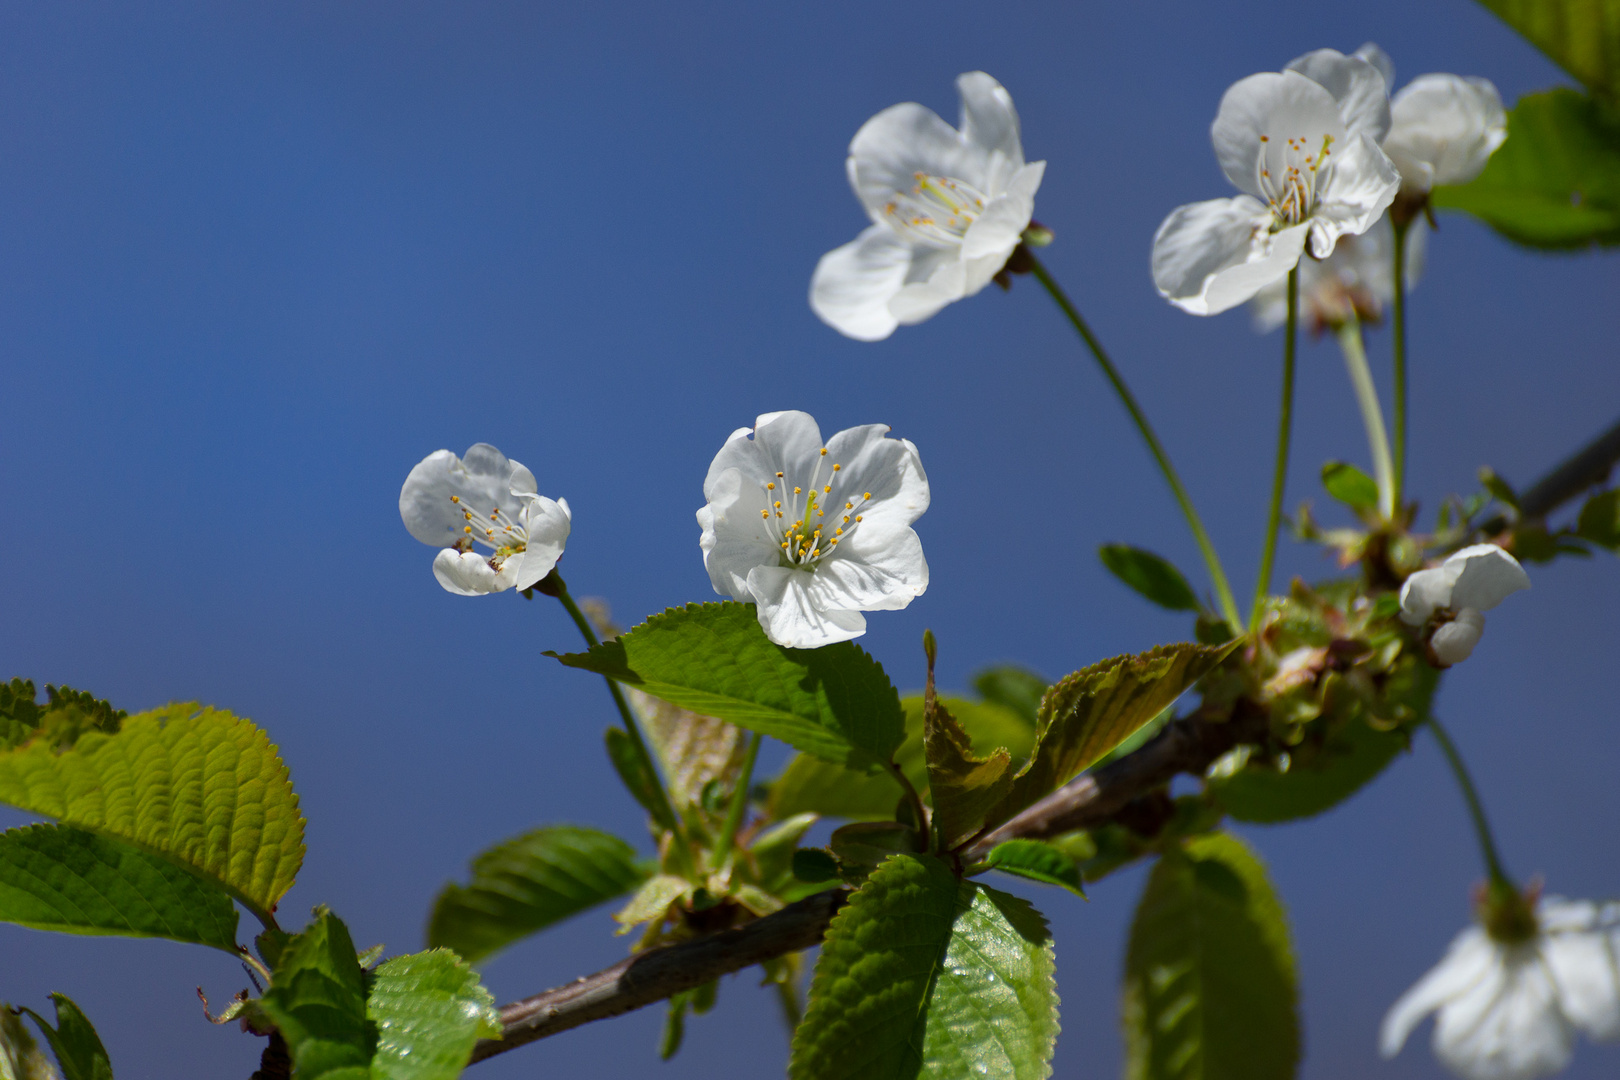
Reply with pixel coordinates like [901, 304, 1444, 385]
[820, 448, 827, 456]
[845, 501, 853, 509]
[767, 482, 775, 490]
[824, 485, 832, 494]
[832, 463, 841, 471]
[835, 527, 843, 535]
[843, 515, 850, 524]
[776, 471, 784, 478]
[761, 509, 769, 519]
[856, 515, 863, 522]
[463, 525, 473, 534]
[450, 495, 460, 503]
[864, 492, 871, 499]
[774, 501, 781, 508]
[794, 487, 802, 494]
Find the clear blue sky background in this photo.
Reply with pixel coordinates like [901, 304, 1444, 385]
[2, 3, 1616, 1077]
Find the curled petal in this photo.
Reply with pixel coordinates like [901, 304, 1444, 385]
[510, 495, 572, 591]
[1286, 47, 1392, 141]
[746, 565, 866, 649]
[959, 161, 1043, 262]
[1447, 544, 1531, 612]
[956, 71, 1024, 173]
[1431, 608, 1486, 666]
[432, 549, 519, 596]
[1355, 42, 1396, 97]
[810, 225, 914, 341]
[1382, 928, 1500, 1058]
[1152, 197, 1307, 315]
[1387, 74, 1507, 192]
[1540, 908, 1620, 1041]
[1432, 944, 1574, 1080]
[1401, 563, 1463, 624]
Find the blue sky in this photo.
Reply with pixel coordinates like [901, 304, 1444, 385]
[2, 2, 1617, 1077]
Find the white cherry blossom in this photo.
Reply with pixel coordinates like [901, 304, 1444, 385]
[1382, 896, 1620, 1079]
[811, 72, 1045, 341]
[1249, 216, 1425, 332]
[1386, 74, 1507, 197]
[400, 443, 571, 596]
[697, 411, 928, 648]
[1400, 544, 1530, 666]
[1152, 60, 1400, 316]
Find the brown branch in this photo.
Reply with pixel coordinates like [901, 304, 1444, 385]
[1482, 414, 1620, 533]
[471, 888, 845, 1063]
[471, 705, 1263, 1063]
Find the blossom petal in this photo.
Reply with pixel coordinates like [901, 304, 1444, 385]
[1387, 74, 1507, 191]
[1213, 71, 1347, 201]
[1431, 608, 1486, 665]
[698, 468, 779, 600]
[1400, 562, 1464, 624]
[812, 529, 928, 611]
[400, 444, 532, 548]
[848, 102, 979, 219]
[1152, 198, 1306, 315]
[889, 256, 968, 326]
[1382, 928, 1499, 1057]
[956, 71, 1024, 170]
[510, 495, 571, 591]
[746, 565, 866, 649]
[1447, 544, 1531, 612]
[1286, 48, 1393, 141]
[1355, 42, 1396, 97]
[960, 161, 1043, 262]
[1307, 132, 1401, 257]
[810, 224, 914, 341]
[1541, 913, 1620, 1041]
[1433, 944, 1573, 1080]
[432, 549, 519, 596]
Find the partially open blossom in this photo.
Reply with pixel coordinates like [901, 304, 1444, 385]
[1385, 74, 1507, 199]
[1152, 57, 1400, 316]
[811, 72, 1045, 341]
[1400, 544, 1530, 665]
[1382, 895, 1620, 1079]
[400, 443, 571, 596]
[697, 411, 928, 648]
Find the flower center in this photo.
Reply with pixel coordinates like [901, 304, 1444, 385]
[882, 173, 988, 248]
[758, 449, 874, 570]
[449, 494, 528, 569]
[1256, 133, 1334, 228]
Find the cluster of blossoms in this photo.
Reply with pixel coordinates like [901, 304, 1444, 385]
[401, 414, 930, 650]
[396, 45, 1610, 1080]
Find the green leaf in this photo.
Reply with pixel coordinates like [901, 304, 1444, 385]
[1320, 461, 1379, 511]
[20, 995, 111, 1080]
[0, 703, 305, 923]
[1209, 659, 1434, 824]
[602, 728, 679, 832]
[1577, 489, 1620, 548]
[971, 666, 1048, 726]
[257, 909, 374, 1080]
[791, 848, 840, 883]
[551, 603, 904, 771]
[0, 824, 238, 952]
[0, 682, 124, 755]
[368, 949, 500, 1080]
[978, 839, 1085, 896]
[1123, 834, 1298, 1080]
[0, 1006, 60, 1080]
[985, 644, 1229, 831]
[790, 853, 1057, 1080]
[922, 689, 1013, 851]
[427, 825, 650, 964]
[624, 687, 747, 809]
[1472, 0, 1620, 98]
[1434, 89, 1620, 249]
[1098, 546, 1201, 612]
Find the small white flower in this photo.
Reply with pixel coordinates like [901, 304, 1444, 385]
[697, 411, 928, 648]
[1152, 59, 1401, 316]
[810, 72, 1045, 341]
[1382, 897, 1620, 1080]
[1399, 544, 1530, 665]
[400, 443, 571, 596]
[1386, 74, 1507, 197]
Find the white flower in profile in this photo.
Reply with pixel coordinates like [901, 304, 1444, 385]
[1400, 544, 1530, 666]
[810, 72, 1045, 341]
[400, 443, 571, 596]
[697, 411, 928, 648]
[1152, 57, 1400, 316]
[1382, 895, 1620, 1079]
[1386, 74, 1507, 199]
[1249, 216, 1426, 332]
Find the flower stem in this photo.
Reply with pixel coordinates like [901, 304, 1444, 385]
[1252, 267, 1299, 631]
[1334, 315, 1396, 520]
[1025, 251, 1242, 630]
[712, 730, 762, 866]
[1391, 219, 1410, 511]
[548, 572, 688, 857]
[1425, 716, 1512, 888]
